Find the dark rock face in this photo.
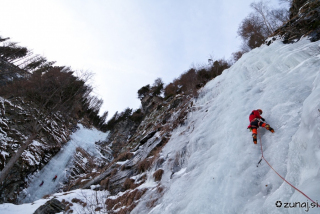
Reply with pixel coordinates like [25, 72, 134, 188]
[77, 94, 194, 213]
[64, 146, 112, 192]
[272, 0, 320, 43]
[290, 0, 309, 19]
[139, 131, 157, 145]
[97, 94, 165, 160]
[108, 119, 139, 157]
[0, 98, 74, 203]
[141, 95, 163, 115]
[33, 198, 65, 214]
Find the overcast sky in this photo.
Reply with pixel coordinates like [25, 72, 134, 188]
[0, 0, 281, 118]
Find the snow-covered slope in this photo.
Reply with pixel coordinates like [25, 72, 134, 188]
[132, 38, 320, 214]
[1, 38, 320, 214]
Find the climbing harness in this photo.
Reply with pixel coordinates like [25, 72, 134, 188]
[257, 130, 320, 207]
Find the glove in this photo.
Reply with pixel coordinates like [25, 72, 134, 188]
[261, 117, 265, 121]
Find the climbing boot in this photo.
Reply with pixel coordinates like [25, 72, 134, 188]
[252, 134, 257, 144]
[265, 124, 274, 133]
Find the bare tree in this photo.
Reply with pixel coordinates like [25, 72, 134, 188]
[251, 1, 276, 34]
[232, 51, 245, 63]
[179, 68, 199, 96]
[164, 79, 179, 98]
[0, 42, 28, 62]
[151, 78, 164, 97]
[238, 13, 268, 49]
[238, 0, 289, 51]
[269, 8, 290, 23]
[251, 0, 289, 33]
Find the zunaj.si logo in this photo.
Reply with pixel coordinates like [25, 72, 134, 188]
[275, 200, 319, 212]
[275, 201, 282, 207]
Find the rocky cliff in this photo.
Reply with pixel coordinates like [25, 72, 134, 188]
[270, 0, 320, 43]
[71, 93, 194, 213]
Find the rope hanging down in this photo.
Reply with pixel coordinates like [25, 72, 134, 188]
[258, 130, 320, 207]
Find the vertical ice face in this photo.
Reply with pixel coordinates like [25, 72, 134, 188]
[20, 124, 109, 203]
[132, 38, 320, 214]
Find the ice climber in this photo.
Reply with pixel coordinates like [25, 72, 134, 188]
[39, 181, 44, 187]
[52, 175, 57, 182]
[248, 109, 274, 144]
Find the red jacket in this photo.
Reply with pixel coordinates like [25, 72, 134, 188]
[249, 110, 262, 122]
[247, 110, 263, 129]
